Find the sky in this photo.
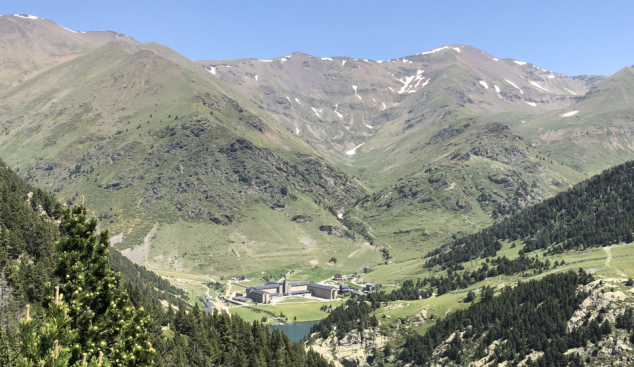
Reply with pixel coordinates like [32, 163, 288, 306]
[3, 0, 634, 76]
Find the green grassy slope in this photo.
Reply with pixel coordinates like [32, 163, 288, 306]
[0, 41, 375, 277]
[514, 66, 634, 174]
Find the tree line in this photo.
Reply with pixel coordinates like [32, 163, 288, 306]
[425, 161, 634, 270]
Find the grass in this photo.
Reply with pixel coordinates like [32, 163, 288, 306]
[229, 299, 346, 323]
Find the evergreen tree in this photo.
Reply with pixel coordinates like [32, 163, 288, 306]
[54, 203, 154, 366]
[19, 287, 111, 366]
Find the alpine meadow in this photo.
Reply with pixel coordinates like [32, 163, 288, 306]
[1, 7, 634, 367]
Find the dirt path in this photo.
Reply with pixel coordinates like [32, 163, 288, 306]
[604, 246, 627, 277]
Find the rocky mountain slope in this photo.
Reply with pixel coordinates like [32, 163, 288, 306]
[514, 65, 634, 174]
[0, 16, 375, 277]
[199, 46, 599, 259]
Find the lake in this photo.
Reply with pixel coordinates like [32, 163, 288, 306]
[268, 320, 320, 342]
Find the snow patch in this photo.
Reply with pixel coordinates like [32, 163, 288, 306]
[296, 128, 299, 135]
[479, 80, 489, 89]
[259, 59, 274, 62]
[504, 79, 524, 94]
[342, 60, 347, 67]
[564, 88, 578, 96]
[255, 75, 258, 81]
[525, 101, 537, 107]
[514, 60, 527, 65]
[562, 110, 579, 117]
[311, 107, 322, 118]
[388, 87, 395, 93]
[397, 76, 415, 93]
[382, 102, 387, 110]
[12, 14, 39, 19]
[321, 57, 333, 61]
[492, 58, 499, 61]
[420, 46, 460, 55]
[529, 81, 550, 92]
[295, 98, 302, 105]
[365, 125, 373, 129]
[346, 143, 365, 155]
[377, 60, 383, 64]
[494, 85, 500, 93]
[352, 85, 358, 93]
[280, 58, 288, 64]
[207, 67, 216, 75]
[59, 25, 77, 33]
[356, 95, 363, 101]
[547, 75, 555, 79]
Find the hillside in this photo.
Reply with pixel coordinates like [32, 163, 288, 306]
[199, 46, 597, 260]
[514, 65, 634, 174]
[307, 160, 634, 367]
[0, 21, 375, 278]
[0, 14, 135, 92]
[0, 160, 335, 366]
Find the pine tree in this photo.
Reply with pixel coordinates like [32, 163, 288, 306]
[53, 203, 154, 366]
[19, 286, 111, 366]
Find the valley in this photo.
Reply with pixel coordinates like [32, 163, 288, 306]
[1, 11, 634, 367]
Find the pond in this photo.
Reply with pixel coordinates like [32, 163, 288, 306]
[268, 320, 320, 342]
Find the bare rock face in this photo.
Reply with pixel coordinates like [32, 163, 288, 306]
[309, 328, 388, 367]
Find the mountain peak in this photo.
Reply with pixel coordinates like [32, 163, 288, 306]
[5, 14, 40, 19]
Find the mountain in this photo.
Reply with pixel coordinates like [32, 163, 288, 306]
[514, 65, 634, 174]
[0, 14, 135, 92]
[199, 46, 598, 259]
[197, 45, 603, 160]
[0, 15, 631, 282]
[0, 16, 375, 278]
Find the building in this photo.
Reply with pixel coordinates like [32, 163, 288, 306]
[333, 274, 343, 281]
[203, 297, 216, 314]
[363, 284, 379, 293]
[246, 280, 338, 303]
[339, 284, 350, 292]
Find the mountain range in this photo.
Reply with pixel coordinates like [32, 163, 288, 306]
[1, 14, 633, 281]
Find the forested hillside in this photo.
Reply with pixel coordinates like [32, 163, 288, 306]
[426, 160, 634, 270]
[307, 160, 634, 367]
[0, 159, 334, 366]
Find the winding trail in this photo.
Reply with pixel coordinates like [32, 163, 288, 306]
[603, 246, 627, 277]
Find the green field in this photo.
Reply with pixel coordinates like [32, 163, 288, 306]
[229, 299, 346, 324]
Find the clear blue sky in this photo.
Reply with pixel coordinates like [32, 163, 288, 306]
[3, 0, 633, 76]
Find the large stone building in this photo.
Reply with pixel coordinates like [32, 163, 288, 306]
[246, 280, 338, 304]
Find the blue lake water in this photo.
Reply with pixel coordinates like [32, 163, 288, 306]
[268, 321, 320, 342]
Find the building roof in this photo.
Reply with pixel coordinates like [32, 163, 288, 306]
[289, 281, 311, 286]
[308, 283, 337, 291]
[334, 274, 343, 278]
[203, 300, 215, 308]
